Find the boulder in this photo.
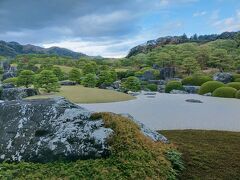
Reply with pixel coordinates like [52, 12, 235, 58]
[60, 80, 77, 86]
[158, 85, 165, 93]
[213, 72, 233, 83]
[121, 114, 168, 143]
[183, 85, 200, 94]
[111, 80, 121, 89]
[1, 83, 15, 89]
[159, 67, 176, 80]
[2, 71, 16, 81]
[0, 88, 38, 101]
[0, 97, 113, 162]
[203, 92, 212, 96]
[139, 70, 155, 81]
[170, 90, 188, 94]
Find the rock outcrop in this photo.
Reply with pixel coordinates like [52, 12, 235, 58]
[213, 72, 233, 83]
[0, 88, 38, 101]
[0, 97, 113, 163]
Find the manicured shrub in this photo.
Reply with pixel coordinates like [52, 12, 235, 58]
[232, 74, 240, 81]
[81, 73, 98, 88]
[234, 78, 240, 82]
[122, 76, 141, 92]
[3, 77, 18, 85]
[165, 81, 184, 93]
[212, 87, 237, 98]
[236, 90, 240, 99]
[146, 84, 158, 91]
[182, 75, 212, 86]
[199, 81, 224, 95]
[226, 82, 240, 90]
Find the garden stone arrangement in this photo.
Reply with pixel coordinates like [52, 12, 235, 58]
[0, 97, 113, 162]
[0, 97, 167, 163]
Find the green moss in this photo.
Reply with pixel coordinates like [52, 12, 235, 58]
[234, 78, 240, 82]
[199, 81, 225, 95]
[161, 130, 240, 179]
[236, 90, 240, 99]
[226, 82, 240, 90]
[0, 113, 178, 179]
[3, 77, 18, 85]
[182, 75, 212, 86]
[232, 74, 240, 81]
[212, 87, 237, 98]
[165, 81, 184, 93]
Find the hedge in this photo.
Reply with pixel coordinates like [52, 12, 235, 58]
[212, 87, 237, 98]
[199, 81, 225, 95]
[146, 84, 158, 91]
[182, 75, 212, 86]
[236, 90, 240, 99]
[165, 81, 184, 93]
[226, 82, 240, 90]
[234, 78, 240, 82]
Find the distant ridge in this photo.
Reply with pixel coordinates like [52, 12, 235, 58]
[127, 31, 240, 57]
[0, 41, 87, 58]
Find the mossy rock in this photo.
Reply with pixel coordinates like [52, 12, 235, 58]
[226, 82, 240, 90]
[182, 75, 212, 86]
[212, 87, 237, 98]
[165, 81, 184, 93]
[199, 81, 225, 95]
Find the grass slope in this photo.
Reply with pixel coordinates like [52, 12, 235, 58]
[28, 85, 135, 103]
[0, 113, 178, 179]
[161, 130, 240, 179]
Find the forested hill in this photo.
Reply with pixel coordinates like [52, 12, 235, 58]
[0, 41, 87, 58]
[127, 31, 239, 57]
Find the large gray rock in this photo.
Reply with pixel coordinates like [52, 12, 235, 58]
[2, 71, 16, 81]
[0, 88, 38, 101]
[213, 72, 233, 83]
[0, 97, 113, 163]
[60, 80, 77, 86]
[120, 114, 168, 143]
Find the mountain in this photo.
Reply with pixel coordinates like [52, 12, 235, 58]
[0, 41, 87, 58]
[127, 31, 239, 57]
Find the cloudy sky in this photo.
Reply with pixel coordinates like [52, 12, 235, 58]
[0, 0, 239, 57]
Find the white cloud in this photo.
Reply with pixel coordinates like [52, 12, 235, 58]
[193, 11, 207, 17]
[212, 10, 240, 32]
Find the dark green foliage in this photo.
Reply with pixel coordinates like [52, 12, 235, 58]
[234, 78, 240, 82]
[212, 87, 237, 98]
[166, 150, 184, 176]
[3, 77, 18, 85]
[181, 57, 201, 75]
[69, 68, 81, 82]
[236, 90, 240, 99]
[98, 70, 117, 86]
[82, 62, 98, 75]
[232, 74, 240, 81]
[146, 83, 158, 91]
[182, 75, 212, 86]
[122, 76, 141, 92]
[34, 70, 60, 93]
[165, 81, 184, 93]
[0, 67, 3, 74]
[52, 67, 65, 81]
[17, 70, 35, 88]
[226, 82, 240, 90]
[199, 81, 225, 95]
[81, 73, 98, 88]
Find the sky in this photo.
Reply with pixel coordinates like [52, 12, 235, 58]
[0, 0, 239, 58]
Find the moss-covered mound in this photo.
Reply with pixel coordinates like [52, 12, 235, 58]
[234, 78, 240, 82]
[212, 87, 237, 98]
[233, 74, 240, 81]
[0, 113, 181, 179]
[199, 81, 225, 95]
[182, 75, 212, 86]
[236, 90, 240, 99]
[165, 81, 184, 93]
[226, 82, 240, 90]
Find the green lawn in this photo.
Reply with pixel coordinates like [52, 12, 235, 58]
[28, 85, 135, 103]
[160, 130, 240, 179]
